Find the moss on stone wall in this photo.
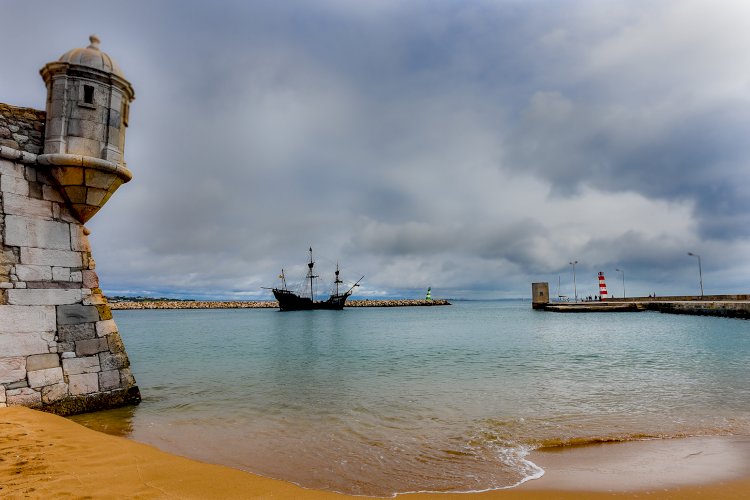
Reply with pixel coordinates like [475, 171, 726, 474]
[40, 386, 141, 416]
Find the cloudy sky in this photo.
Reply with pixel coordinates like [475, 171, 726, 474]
[3, 0, 749, 299]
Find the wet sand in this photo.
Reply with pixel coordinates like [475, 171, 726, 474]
[1, 406, 749, 499]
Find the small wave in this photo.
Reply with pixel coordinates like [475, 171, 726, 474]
[476, 414, 748, 452]
[531, 430, 730, 450]
[440, 449, 473, 457]
[391, 444, 545, 497]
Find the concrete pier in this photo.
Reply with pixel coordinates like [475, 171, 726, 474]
[542, 298, 750, 319]
[531, 284, 749, 319]
[543, 302, 645, 313]
[644, 299, 750, 319]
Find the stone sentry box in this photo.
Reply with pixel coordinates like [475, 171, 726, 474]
[531, 282, 550, 309]
[0, 36, 140, 415]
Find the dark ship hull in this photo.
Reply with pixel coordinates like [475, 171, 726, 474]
[272, 289, 351, 311]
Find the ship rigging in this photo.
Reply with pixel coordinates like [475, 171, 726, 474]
[271, 248, 363, 311]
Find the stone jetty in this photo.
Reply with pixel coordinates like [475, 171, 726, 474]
[645, 300, 750, 319]
[541, 299, 750, 319]
[110, 299, 450, 310]
[532, 284, 749, 319]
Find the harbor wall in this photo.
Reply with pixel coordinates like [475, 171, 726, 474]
[531, 279, 748, 319]
[539, 300, 749, 319]
[645, 301, 750, 319]
[607, 294, 750, 302]
[0, 105, 140, 415]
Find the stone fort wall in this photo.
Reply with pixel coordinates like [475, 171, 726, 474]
[0, 104, 45, 154]
[0, 104, 139, 415]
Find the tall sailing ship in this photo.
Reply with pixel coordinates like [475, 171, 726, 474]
[272, 248, 363, 311]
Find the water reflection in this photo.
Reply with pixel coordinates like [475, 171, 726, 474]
[68, 404, 136, 437]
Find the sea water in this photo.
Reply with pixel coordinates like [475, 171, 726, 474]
[71, 301, 750, 496]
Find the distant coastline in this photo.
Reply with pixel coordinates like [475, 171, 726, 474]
[109, 298, 451, 310]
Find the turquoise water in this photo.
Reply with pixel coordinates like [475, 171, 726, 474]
[72, 301, 750, 496]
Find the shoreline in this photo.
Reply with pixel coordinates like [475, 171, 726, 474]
[2, 407, 749, 499]
[521, 435, 750, 494]
[109, 299, 451, 310]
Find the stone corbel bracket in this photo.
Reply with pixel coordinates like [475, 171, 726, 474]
[38, 153, 132, 224]
[0, 145, 131, 224]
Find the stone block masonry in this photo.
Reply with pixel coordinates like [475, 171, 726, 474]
[0, 104, 45, 155]
[0, 106, 140, 415]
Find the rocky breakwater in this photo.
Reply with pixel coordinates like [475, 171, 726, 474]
[110, 301, 276, 310]
[110, 299, 451, 310]
[348, 299, 450, 307]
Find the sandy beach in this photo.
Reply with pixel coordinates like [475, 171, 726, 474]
[1, 406, 748, 499]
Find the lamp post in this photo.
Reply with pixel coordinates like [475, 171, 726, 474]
[687, 252, 703, 297]
[615, 268, 625, 298]
[569, 260, 578, 302]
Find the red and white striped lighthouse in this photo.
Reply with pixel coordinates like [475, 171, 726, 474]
[598, 272, 608, 301]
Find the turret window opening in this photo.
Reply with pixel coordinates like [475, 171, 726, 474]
[79, 83, 96, 108]
[83, 85, 95, 104]
[122, 101, 130, 127]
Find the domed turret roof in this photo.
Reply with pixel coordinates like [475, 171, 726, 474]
[57, 35, 124, 78]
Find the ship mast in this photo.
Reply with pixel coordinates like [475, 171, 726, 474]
[334, 262, 343, 296]
[307, 247, 318, 301]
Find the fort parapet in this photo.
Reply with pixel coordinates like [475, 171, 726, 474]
[0, 37, 140, 414]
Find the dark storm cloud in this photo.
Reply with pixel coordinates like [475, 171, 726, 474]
[498, 0, 750, 242]
[3, 0, 749, 298]
[506, 91, 750, 241]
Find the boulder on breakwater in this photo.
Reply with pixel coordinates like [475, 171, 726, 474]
[109, 299, 451, 310]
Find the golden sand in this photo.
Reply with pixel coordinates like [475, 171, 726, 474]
[1, 406, 748, 499]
